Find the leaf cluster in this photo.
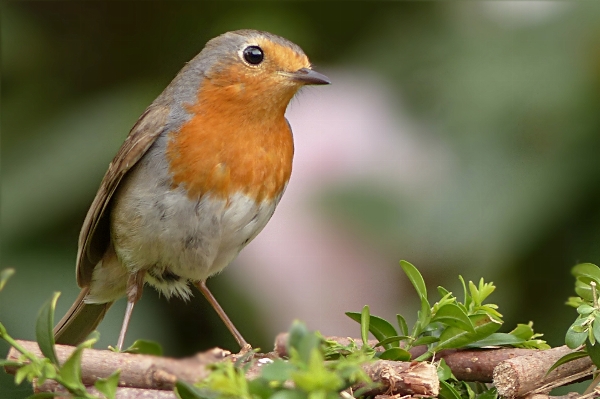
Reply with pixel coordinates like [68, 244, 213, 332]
[346, 261, 548, 362]
[176, 321, 374, 399]
[0, 270, 120, 399]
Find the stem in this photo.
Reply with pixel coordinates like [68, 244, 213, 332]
[592, 282, 598, 308]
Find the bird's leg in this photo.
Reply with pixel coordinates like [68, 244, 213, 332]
[195, 281, 250, 350]
[117, 270, 146, 351]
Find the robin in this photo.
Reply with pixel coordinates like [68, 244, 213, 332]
[53, 29, 330, 350]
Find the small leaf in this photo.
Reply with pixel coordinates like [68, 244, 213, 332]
[59, 349, 86, 391]
[593, 319, 600, 345]
[478, 388, 499, 399]
[465, 333, 524, 348]
[124, 339, 163, 356]
[437, 358, 453, 381]
[94, 370, 120, 399]
[438, 286, 451, 298]
[575, 279, 593, 302]
[572, 263, 600, 285]
[175, 380, 210, 399]
[397, 314, 409, 336]
[260, 359, 295, 382]
[379, 347, 411, 361]
[547, 351, 589, 374]
[412, 336, 440, 346]
[361, 305, 370, 346]
[347, 311, 399, 348]
[577, 304, 595, 316]
[587, 339, 600, 368]
[458, 275, 471, 309]
[400, 260, 427, 299]
[375, 335, 411, 347]
[36, 292, 60, 366]
[431, 303, 475, 333]
[0, 268, 15, 291]
[439, 380, 463, 399]
[425, 314, 502, 356]
[565, 318, 588, 349]
[509, 323, 535, 340]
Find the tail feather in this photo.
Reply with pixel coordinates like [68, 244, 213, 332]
[54, 287, 112, 346]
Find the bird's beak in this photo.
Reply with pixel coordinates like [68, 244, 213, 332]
[290, 68, 331, 85]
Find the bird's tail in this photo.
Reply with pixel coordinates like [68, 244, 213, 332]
[53, 287, 113, 346]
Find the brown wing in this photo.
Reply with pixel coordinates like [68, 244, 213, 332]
[76, 104, 170, 287]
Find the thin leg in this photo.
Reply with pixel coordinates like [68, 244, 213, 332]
[196, 280, 249, 349]
[117, 271, 146, 351]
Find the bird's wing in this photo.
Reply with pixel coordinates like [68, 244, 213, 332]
[76, 104, 170, 287]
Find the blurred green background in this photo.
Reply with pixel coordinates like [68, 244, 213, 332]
[3, 1, 600, 397]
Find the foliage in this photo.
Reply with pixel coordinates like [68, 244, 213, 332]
[0, 270, 119, 399]
[347, 260, 549, 362]
[549, 263, 600, 376]
[176, 321, 374, 399]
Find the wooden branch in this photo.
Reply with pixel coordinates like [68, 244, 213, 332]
[6, 340, 232, 389]
[5, 340, 438, 397]
[277, 334, 536, 382]
[361, 360, 439, 397]
[36, 380, 177, 399]
[493, 345, 595, 398]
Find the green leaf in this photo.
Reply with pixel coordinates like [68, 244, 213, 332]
[375, 335, 411, 347]
[287, 320, 320, 365]
[400, 260, 427, 299]
[360, 305, 370, 347]
[378, 348, 411, 361]
[346, 311, 398, 348]
[269, 391, 307, 399]
[575, 279, 593, 302]
[175, 380, 211, 399]
[565, 318, 588, 349]
[587, 339, 600, 368]
[458, 275, 471, 309]
[465, 333, 524, 348]
[547, 351, 589, 374]
[260, 359, 295, 382]
[439, 380, 463, 399]
[572, 263, 600, 285]
[577, 304, 595, 316]
[432, 303, 475, 333]
[437, 359, 453, 382]
[416, 295, 432, 333]
[509, 323, 535, 340]
[438, 286, 451, 298]
[412, 336, 440, 346]
[0, 268, 15, 291]
[478, 387, 499, 399]
[124, 339, 163, 356]
[593, 319, 600, 345]
[426, 314, 502, 356]
[36, 292, 60, 366]
[58, 336, 96, 393]
[94, 370, 120, 399]
[396, 314, 409, 336]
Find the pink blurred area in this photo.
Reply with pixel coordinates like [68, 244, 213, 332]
[231, 69, 454, 337]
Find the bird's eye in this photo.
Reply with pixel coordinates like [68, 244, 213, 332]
[243, 46, 264, 65]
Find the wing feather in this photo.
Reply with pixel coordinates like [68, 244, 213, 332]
[76, 104, 170, 286]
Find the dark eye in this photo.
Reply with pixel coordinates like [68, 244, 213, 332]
[243, 46, 264, 65]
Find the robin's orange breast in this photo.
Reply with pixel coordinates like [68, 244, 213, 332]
[166, 74, 295, 204]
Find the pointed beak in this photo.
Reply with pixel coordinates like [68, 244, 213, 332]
[290, 68, 331, 85]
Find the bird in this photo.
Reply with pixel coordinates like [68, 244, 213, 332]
[53, 29, 330, 351]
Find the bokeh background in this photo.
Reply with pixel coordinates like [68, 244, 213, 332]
[2, 1, 600, 397]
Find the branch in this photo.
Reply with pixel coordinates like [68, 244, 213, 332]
[5, 340, 439, 397]
[493, 345, 595, 398]
[276, 334, 536, 382]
